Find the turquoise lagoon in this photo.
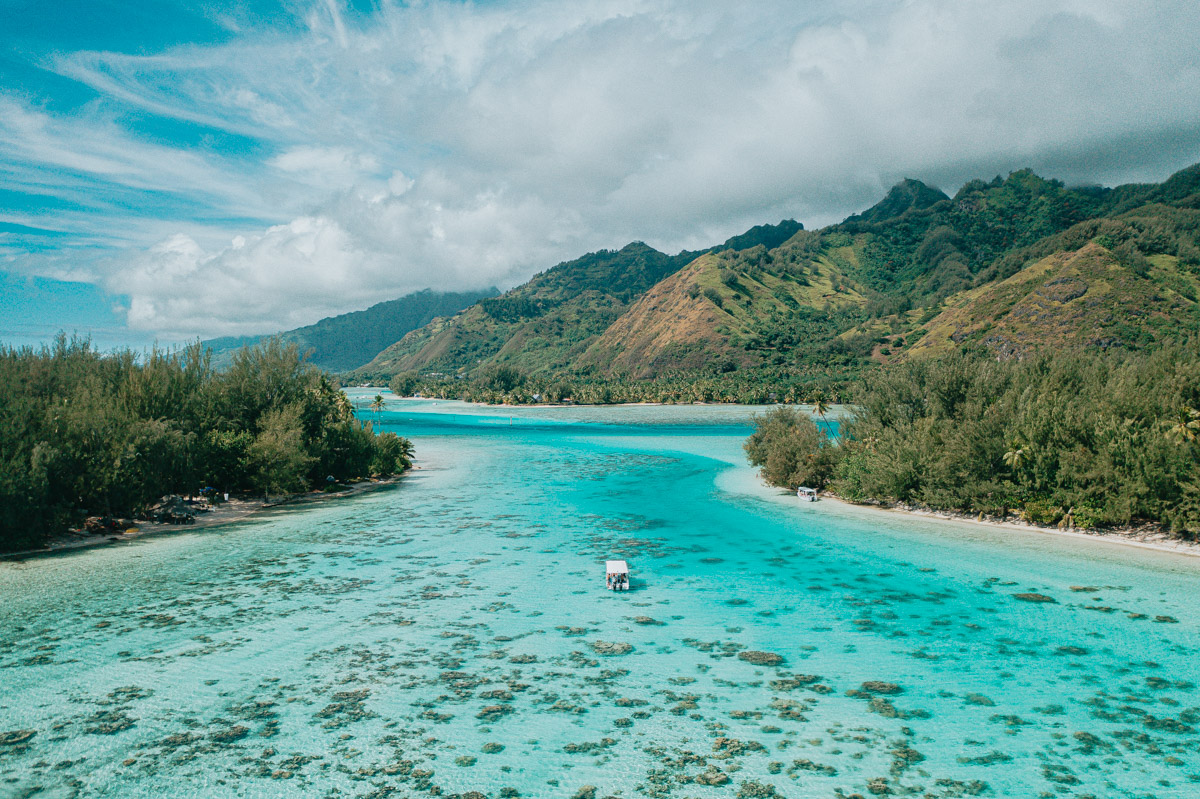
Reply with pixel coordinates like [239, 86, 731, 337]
[1, 397, 1198, 798]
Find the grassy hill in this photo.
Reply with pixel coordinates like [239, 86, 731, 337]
[346, 164, 1200, 399]
[350, 221, 804, 381]
[577, 237, 868, 377]
[909, 243, 1200, 358]
[203, 288, 496, 373]
[352, 243, 698, 380]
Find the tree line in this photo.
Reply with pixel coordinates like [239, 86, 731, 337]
[745, 344, 1200, 536]
[388, 362, 855, 407]
[0, 336, 413, 552]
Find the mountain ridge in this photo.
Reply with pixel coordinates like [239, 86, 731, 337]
[347, 164, 1200, 396]
[204, 288, 497, 373]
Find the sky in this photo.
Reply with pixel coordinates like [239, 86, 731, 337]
[3, 0, 1200, 349]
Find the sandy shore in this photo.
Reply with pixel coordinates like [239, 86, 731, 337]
[822, 494, 1200, 560]
[1, 474, 409, 561]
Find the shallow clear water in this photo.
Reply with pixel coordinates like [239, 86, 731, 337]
[2, 396, 1198, 798]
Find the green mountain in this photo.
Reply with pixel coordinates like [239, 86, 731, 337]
[349, 164, 1200, 395]
[204, 288, 496, 373]
[843, 178, 949, 225]
[351, 221, 804, 381]
[907, 208, 1200, 358]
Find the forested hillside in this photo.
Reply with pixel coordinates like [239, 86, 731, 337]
[351, 163, 1199, 406]
[352, 220, 804, 382]
[353, 243, 698, 380]
[203, 288, 496, 373]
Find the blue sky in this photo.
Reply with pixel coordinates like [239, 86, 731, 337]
[3, 0, 1200, 349]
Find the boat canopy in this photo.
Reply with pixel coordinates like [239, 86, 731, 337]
[606, 560, 629, 575]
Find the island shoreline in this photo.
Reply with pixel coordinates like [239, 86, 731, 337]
[818, 493, 1200, 560]
[0, 473, 412, 562]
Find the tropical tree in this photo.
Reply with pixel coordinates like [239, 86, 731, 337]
[809, 389, 829, 419]
[370, 394, 385, 414]
[1163, 406, 1200, 444]
[808, 389, 837, 442]
[1002, 442, 1028, 471]
[745, 406, 841, 490]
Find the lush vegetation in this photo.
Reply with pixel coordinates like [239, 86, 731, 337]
[355, 164, 1199, 397]
[746, 345, 1200, 536]
[0, 336, 412, 552]
[745, 406, 841, 490]
[204, 288, 496, 373]
[391, 362, 853, 406]
[352, 222, 805, 382]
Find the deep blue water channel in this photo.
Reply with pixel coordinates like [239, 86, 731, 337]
[1, 396, 1197, 798]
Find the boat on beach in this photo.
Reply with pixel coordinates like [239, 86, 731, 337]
[797, 487, 818, 502]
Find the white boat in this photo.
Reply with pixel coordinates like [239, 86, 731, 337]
[606, 560, 630, 591]
[797, 487, 818, 502]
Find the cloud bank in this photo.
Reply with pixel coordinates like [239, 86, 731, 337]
[4, 0, 1200, 339]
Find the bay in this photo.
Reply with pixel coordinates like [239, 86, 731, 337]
[1, 397, 1197, 798]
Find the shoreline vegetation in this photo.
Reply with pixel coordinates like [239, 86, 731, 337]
[746, 344, 1200, 541]
[383, 364, 834, 407]
[0, 474, 408, 561]
[0, 336, 414, 554]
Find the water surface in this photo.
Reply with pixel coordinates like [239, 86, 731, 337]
[1, 397, 1197, 798]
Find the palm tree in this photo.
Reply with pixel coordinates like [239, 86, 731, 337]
[1002, 442, 1028, 471]
[1163, 406, 1200, 443]
[335, 390, 355, 419]
[369, 394, 385, 414]
[809, 389, 829, 419]
[809, 389, 837, 442]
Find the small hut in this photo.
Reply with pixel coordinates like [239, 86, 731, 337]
[606, 560, 630, 591]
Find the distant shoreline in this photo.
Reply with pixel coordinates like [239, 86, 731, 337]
[373, 393, 843, 414]
[0, 475, 409, 561]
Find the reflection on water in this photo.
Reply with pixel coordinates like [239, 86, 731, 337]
[1, 397, 1197, 798]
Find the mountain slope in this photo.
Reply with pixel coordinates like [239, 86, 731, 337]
[353, 242, 697, 378]
[579, 238, 867, 376]
[203, 288, 496, 372]
[352, 220, 804, 380]
[907, 205, 1200, 357]
[352, 163, 1200, 390]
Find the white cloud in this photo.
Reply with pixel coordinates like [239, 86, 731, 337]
[6, 0, 1200, 339]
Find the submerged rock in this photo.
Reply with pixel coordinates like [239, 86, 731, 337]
[737, 650, 784, 666]
[860, 682, 903, 695]
[695, 767, 730, 785]
[209, 725, 250, 744]
[476, 705, 513, 721]
[589, 640, 633, 656]
[769, 673, 821, 691]
[1013, 593, 1056, 603]
[0, 729, 36, 746]
[712, 737, 768, 758]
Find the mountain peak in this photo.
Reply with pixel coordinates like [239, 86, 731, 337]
[719, 220, 804, 252]
[845, 178, 948, 225]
